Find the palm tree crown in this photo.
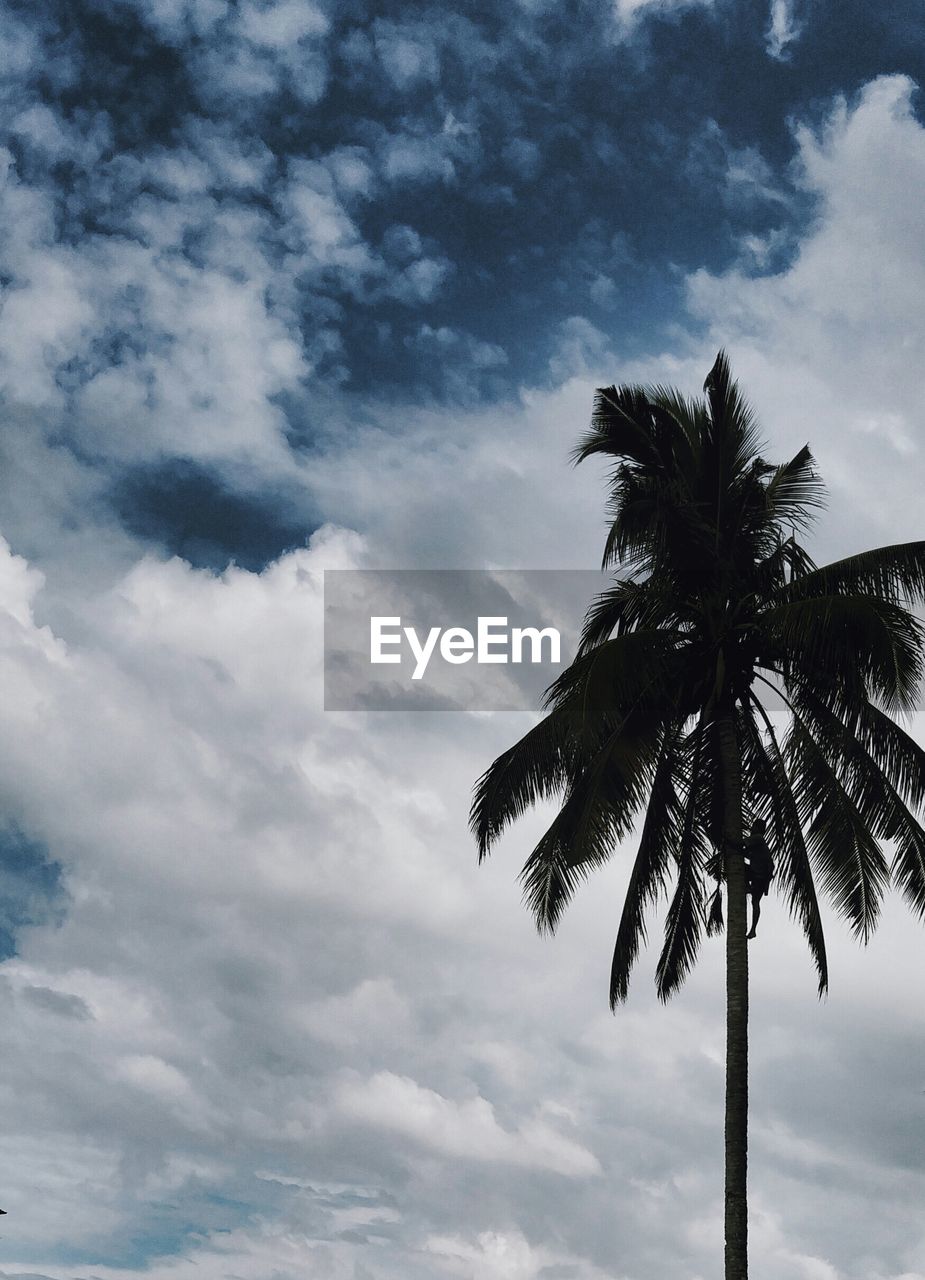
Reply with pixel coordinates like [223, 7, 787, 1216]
[471, 352, 925, 1005]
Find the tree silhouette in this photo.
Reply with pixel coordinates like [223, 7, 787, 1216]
[471, 352, 925, 1279]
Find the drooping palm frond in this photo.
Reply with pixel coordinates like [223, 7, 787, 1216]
[655, 826, 709, 1000]
[610, 724, 684, 1006]
[842, 700, 925, 914]
[848, 701, 925, 812]
[470, 703, 575, 860]
[692, 713, 727, 852]
[520, 711, 663, 932]
[705, 884, 725, 936]
[763, 594, 925, 716]
[793, 685, 918, 834]
[656, 716, 710, 1001]
[891, 812, 925, 919]
[473, 629, 682, 860]
[745, 693, 828, 993]
[790, 682, 925, 920]
[786, 716, 890, 942]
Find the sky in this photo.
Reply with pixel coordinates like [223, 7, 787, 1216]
[1, 0, 925, 1277]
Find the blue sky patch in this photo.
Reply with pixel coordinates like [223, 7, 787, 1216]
[0, 823, 65, 960]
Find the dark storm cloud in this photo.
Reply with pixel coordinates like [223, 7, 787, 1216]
[110, 460, 315, 571]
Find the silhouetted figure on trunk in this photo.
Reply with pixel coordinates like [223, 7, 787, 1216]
[743, 818, 774, 939]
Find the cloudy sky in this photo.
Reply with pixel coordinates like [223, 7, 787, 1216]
[1, 1, 925, 1276]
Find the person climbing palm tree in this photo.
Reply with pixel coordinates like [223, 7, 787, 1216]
[742, 817, 774, 939]
[708, 817, 775, 938]
[471, 351, 925, 1280]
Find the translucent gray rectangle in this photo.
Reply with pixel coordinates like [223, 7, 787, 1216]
[324, 569, 609, 710]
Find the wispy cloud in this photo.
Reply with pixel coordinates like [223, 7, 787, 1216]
[765, 0, 803, 60]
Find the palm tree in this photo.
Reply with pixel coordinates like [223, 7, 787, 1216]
[470, 353, 925, 1280]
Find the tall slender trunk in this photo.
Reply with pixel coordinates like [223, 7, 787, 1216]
[719, 710, 748, 1280]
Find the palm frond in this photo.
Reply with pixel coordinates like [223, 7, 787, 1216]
[520, 714, 663, 932]
[470, 704, 573, 860]
[753, 535, 818, 601]
[648, 386, 702, 474]
[850, 701, 925, 812]
[763, 594, 925, 715]
[745, 693, 828, 993]
[610, 725, 683, 1006]
[785, 716, 889, 941]
[784, 542, 925, 608]
[791, 682, 925, 920]
[703, 349, 763, 481]
[655, 717, 709, 1001]
[577, 579, 644, 653]
[891, 816, 925, 918]
[654, 823, 708, 1001]
[763, 444, 826, 529]
[577, 576, 683, 654]
[543, 627, 678, 716]
[572, 386, 663, 469]
[705, 884, 725, 936]
[692, 714, 726, 852]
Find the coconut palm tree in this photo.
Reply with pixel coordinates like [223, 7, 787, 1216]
[470, 352, 925, 1280]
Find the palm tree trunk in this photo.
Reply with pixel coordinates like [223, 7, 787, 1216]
[719, 710, 748, 1279]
